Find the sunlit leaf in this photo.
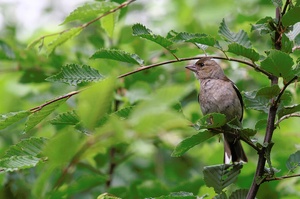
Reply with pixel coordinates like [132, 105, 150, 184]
[203, 164, 243, 193]
[46, 64, 104, 86]
[132, 23, 176, 53]
[46, 27, 82, 55]
[227, 43, 260, 61]
[78, 77, 115, 130]
[4, 137, 48, 158]
[0, 156, 41, 172]
[90, 48, 144, 65]
[61, 2, 118, 25]
[100, 10, 120, 38]
[172, 130, 217, 157]
[219, 19, 251, 48]
[24, 98, 68, 132]
[260, 50, 294, 81]
[49, 111, 80, 125]
[286, 151, 300, 172]
[0, 110, 31, 130]
[151, 192, 198, 199]
[282, 7, 300, 26]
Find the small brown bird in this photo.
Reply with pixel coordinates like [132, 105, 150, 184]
[186, 57, 247, 164]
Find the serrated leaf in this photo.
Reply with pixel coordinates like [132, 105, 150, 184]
[0, 110, 31, 130]
[49, 111, 80, 125]
[282, 7, 300, 26]
[172, 32, 216, 46]
[260, 50, 294, 81]
[251, 17, 274, 35]
[4, 137, 47, 158]
[277, 104, 300, 119]
[132, 23, 176, 53]
[286, 151, 300, 172]
[229, 189, 249, 199]
[97, 106, 134, 127]
[218, 19, 251, 48]
[46, 64, 104, 86]
[286, 22, 300, 42]
[97, 193, 122, 199]
[198, 113, 227, 129]
[203, 164, 243, 194]
[152, 192, 197, 199]
[24, 98, 68, 132]
[243, 85, 280, 112]
[227, 43, 260, 61]
[171, 130, 217, 157]
[61, 2, 118, 25]
[281, 34, 293, 53]
[100, 9, 119, 38]
[90, 48, 144, 65]
[0, 156, 41, 172]
[0, 40, 15, 59]
[46, 27, 82, 55]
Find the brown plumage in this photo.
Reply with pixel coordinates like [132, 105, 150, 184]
[186, 57, 247, 164]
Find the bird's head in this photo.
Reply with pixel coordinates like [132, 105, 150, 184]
[185, 58, 226, 80]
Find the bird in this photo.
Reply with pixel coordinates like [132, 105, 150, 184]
[185, 57, 247, 164]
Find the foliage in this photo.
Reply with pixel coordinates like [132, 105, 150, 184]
[0, 0, 300, 198]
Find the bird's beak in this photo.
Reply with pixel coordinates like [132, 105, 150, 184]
[185, 64, 197, 72]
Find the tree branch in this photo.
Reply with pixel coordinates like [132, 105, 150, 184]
[118, 55, 271, 78]
[264, 173, 300, 182]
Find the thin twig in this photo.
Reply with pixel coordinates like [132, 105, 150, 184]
[274, 76, 298, 105]
[276, 113, 300, 125]
[118, 55, 271, 78]
[264, 173, 300, 182]
[28, 0, 136, 49]
[30, 90, 81, 113]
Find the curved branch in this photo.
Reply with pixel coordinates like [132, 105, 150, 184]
[275, 76, 298, 106]
[276, 113, 300, 126]
[264, 173, 300, 182]
[118, 55, 270, 78]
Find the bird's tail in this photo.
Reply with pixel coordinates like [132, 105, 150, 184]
[223, 133, 248, 164]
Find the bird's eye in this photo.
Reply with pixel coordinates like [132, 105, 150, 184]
[199, 63, 205, 67]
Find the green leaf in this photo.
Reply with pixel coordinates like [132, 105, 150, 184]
[218, 19, 251, 48]
[90, 48, 144, 65]
[278, 104, 300, 119]
[0, 110, 31, 130]
[203, 164, 243, 194]
[46, 64, 104, 86]
[100, 9, 120, 38]
[49, 111, 80, 125]
[97, 193, 122, 199]
[260, 50, 294, 82]
[50, 175, 107, 199]
[4, 137, 47, 158]
[46, 27, 82, 55]
[227, 43, 260, 61]
[243, 85, 280, 112]
[171, 130, 217, 157]
[214, 192, 227, 199]
[0, 156, 41, 172]
[61, 2, 118, 25]
[78, 77, 115, 130]
[286, 151, 300, 172]
[198, 113, 227, 129]
[132, 23, 176, 53]
[281, 34, 293, 53]
[0, 39, 15, 59]
[282, 7, 300, 26]
[255, 119, 267, 130]
[172, 32, 216, 46]
[229, 189, 249, 199]
[251, 17, 274, 35]
[24, 98, 68, 132]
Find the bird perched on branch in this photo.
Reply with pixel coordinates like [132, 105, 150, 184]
[186, 57, 247, 164]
